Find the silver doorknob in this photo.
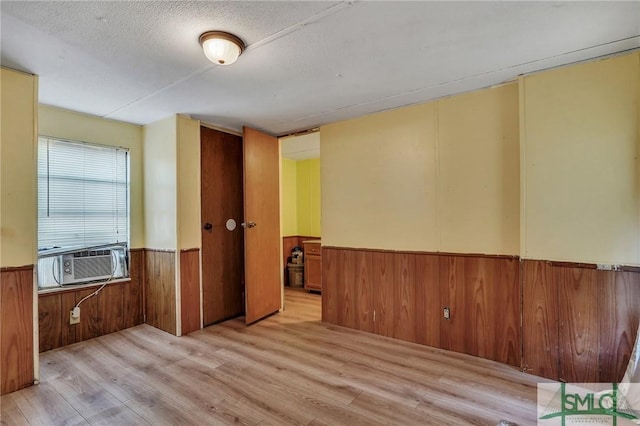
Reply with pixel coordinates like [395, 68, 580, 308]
[241, 221, 256, 229]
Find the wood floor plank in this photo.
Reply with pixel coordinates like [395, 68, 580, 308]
[210, 363, 316, 425]
[338, 360, 424, 408]
[348, 392, 442, 426]
[1, 288, 544, 425]
[58, 387, 124, 420]
[213, 347, 359, 406]
[5, 382, 87, 425]
[91, 370, 153, 405]
[436, 376, 537, 424]
[121, 325, 227, 371]
[125, 361, 237, 424]
[160, 359, 278, 425]
[84, 405, 150, 426]
[124, 389, 233, 426]
[0, 393, 30, 425]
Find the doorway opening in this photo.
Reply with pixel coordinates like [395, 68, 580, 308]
[280, 131, 321, 320]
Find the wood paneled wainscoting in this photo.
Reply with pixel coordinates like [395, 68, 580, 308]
[1, 265, 34, 395]
[144, 249, 176, 336]
[40, 247, 201, 356]
[322, 247, 521, 367]
[38, 249, 144, 353]
[323, 248, 640, 382]
[180, 248, 201, 335]
[522, 259, 640, 383]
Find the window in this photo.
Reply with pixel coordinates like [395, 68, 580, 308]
[37, 137, 130, 288]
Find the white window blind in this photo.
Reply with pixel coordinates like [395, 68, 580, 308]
[38, 137, 129, 251]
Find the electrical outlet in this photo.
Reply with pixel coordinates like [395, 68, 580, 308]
[443, 307, 450, 320]
[69, 307, 80, 325]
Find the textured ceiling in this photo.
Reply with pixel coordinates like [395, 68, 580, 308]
[2, 1, 639, 136]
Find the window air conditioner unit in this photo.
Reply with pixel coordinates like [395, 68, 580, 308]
[37, 245, 128, 288]
[60, 250, 110, 285]
[58, 247, 126, 285]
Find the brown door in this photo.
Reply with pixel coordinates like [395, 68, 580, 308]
[200, 126, 245, 326]
[243, 126, 282, 324]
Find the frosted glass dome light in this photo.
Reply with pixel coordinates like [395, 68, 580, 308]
[199, 31, 245, 66]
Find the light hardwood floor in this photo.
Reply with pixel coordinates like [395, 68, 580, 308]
[1, 288, 548, 425]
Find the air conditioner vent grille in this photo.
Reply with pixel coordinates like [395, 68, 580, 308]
[73, 256, 112, 279]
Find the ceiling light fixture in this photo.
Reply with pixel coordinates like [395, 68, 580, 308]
[199, 31, 245, 66]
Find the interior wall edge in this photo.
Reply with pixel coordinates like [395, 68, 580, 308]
[518, 75, 527, 260]
[636, 51, 640, 266]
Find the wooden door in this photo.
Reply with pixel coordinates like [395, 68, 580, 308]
[200, 126, 245, 326]
[243, 127, 282, 325]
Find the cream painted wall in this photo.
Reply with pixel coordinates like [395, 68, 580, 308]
[176, 115, 201, 250]
[297, 161, 310, 234]
[322, 103, 438, 251]
[438, 83, 520, 254]
[322, 84, 520, 254]
[143, 114, 199, 337]
[38, 105, 144, 249]
[322, 52, 638, 261]
[281, 158, 298, 236]
[309, 158, 321, 237]
[143, 116, 177, 250]
[281, 157, 321, 237]
[521, 53, 640, 265]
[296, 158, 321, 237]
[1, 68, 38, 267]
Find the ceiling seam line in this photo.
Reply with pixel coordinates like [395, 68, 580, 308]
[103, 1, 355, 120]
[102, 64, 215, 119]
[245, 1, 356, 52]
[280, 36, 640, 125]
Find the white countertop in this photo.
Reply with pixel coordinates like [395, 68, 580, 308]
[302, 240, 321, 244]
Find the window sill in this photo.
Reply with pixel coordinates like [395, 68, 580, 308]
[38, 277, 131, 295]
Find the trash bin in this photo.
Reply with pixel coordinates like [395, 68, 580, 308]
[287, 263, 304, 288]
[291, 246, 303, 264]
